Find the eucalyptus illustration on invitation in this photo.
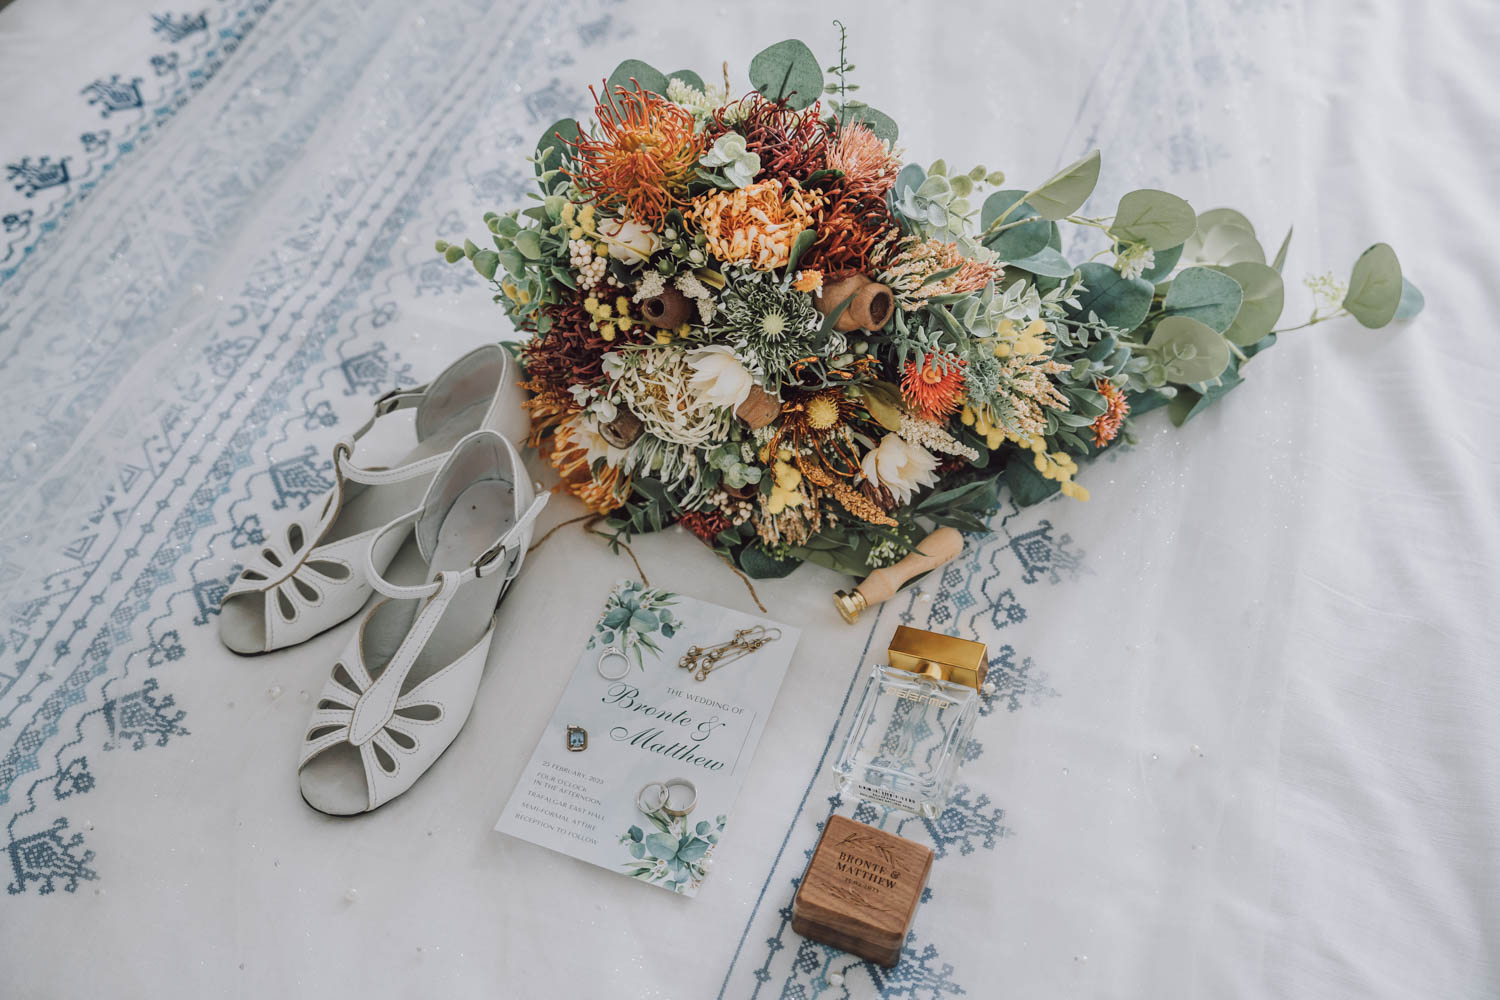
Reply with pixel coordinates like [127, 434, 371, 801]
[495, 581, 800, 896]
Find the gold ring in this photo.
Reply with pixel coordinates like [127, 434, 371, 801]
[662, 777, 697, 817]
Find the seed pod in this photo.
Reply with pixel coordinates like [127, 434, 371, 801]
[640, 287, 692, 329]
[814, 274, 894, 332]
[735, 385, 781, 430]
[599, 409, 643, 447]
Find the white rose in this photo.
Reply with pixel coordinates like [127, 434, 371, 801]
[599, 218, 661, 264]
[860, 434, 939, 506]
[686, 346, 756, 410]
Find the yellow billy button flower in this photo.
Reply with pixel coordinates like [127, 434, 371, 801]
[1014, 319, 1049, 356]
[674, 322, 692, 338]
[599, 322, 617, 341]
[766, 459, 805, 514]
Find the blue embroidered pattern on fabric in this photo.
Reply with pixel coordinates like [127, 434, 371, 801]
[715, 499, 1079, 998]
[1, 2, 276, 284]
[150, 11, 210, 43]
[6, 157, 71, 199]
[81, 76, 146, 117]
[0, 0, 595, 899]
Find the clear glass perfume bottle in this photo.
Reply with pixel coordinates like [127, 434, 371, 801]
[832, 627, 987, 818]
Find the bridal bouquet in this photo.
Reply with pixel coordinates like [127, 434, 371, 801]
[440, 28, 1420, 579]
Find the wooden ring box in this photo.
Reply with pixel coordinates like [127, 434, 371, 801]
[791, 815, 934, 967]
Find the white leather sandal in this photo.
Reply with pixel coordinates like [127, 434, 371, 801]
[219, 344, 513, 654]
[297, 429, 546, 815]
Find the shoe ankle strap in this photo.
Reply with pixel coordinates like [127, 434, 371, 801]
[332, 383, 445, 487]
[363, 492, 550, 601]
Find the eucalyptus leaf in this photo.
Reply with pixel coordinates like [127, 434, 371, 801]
[1006, 246, 1074, 278]
[677, 839, 710, 863]
[784, 228, 817, 275]
[1183, 220, 1265, 266]
[857, 384, 906, 432]
[472, 250, 500, 281]
[608, 59, 668, 95]
[1005, 455, 1060, 506]
[748, 39, 823, 109]
[980, 190, 1050, 260]
[841, 101, 898, 142]
[1109, 189, 1197, 250]
[534, 118, 580, 193]
[1342, 242, 1403, 328]
[1194, 207, 1256, 237]
[1146, 316, 1232, 383]
[1166, 388, 1203, 427]
[1161, 266, 1244, 333]
[1067, 262, 1153, 331]
[1394, 277, 1425, 320]
[738, 543, 800, 579]
[607, 59, 670, 98]
[1271, 226, 1293, 272]
[513, 230, 542, 261]
[666, 69, 705, 91]
[1025, 149, 1101, 221]
[1218, 261, 1285, 346]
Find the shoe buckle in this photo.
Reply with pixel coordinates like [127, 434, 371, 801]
[373, 387, 408, 416]
[473, 540, 510, 577]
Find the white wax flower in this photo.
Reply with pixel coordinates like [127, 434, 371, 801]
[861, 434, 939, 505]
[686, 346, 756, 410]
[598, 218, 661, 264]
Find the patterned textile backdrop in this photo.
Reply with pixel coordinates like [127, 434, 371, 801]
[3, 1, 1492, 998]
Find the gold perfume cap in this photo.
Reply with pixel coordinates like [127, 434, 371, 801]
[886, 626, 988, 691]
[833, 589, 867, 624]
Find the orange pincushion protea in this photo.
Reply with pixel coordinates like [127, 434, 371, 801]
[826, 124, 902, 191]
[522, 389, 629, 515]
[902, 353, 967, 419]
[567, 82, 705, 229]
[1090, 378, 1130, 447]
[690, 178, 822, 270]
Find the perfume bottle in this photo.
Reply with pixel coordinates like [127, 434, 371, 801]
[832, 626, 988, 818]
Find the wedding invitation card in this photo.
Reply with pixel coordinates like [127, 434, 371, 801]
[495, 580, 800, 896]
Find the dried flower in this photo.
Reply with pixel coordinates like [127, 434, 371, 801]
[568, 82, 706, 228]
[792, 269, 823, 293]
[709, 96, 831, 184]
[826, 124, 902, 190]
[686, 346, 756, 410]
[690, 179, 821, 271]
[878, 238, 1003, 309]
[860, 433, 939, 506]
[679, 510, 732, 544]
[709, 269, 829, 387]
[1090, 378, 1129, 447]
[902, 353, 967, 419]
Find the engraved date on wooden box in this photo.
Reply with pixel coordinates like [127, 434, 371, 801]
[791, 814, 934, 967]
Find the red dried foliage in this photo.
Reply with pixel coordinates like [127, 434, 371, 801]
[803, 123, 904, 275]
[708, 96, 833, 185]
[520, 291, 653, 393]
[677, 511, 731, 544]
